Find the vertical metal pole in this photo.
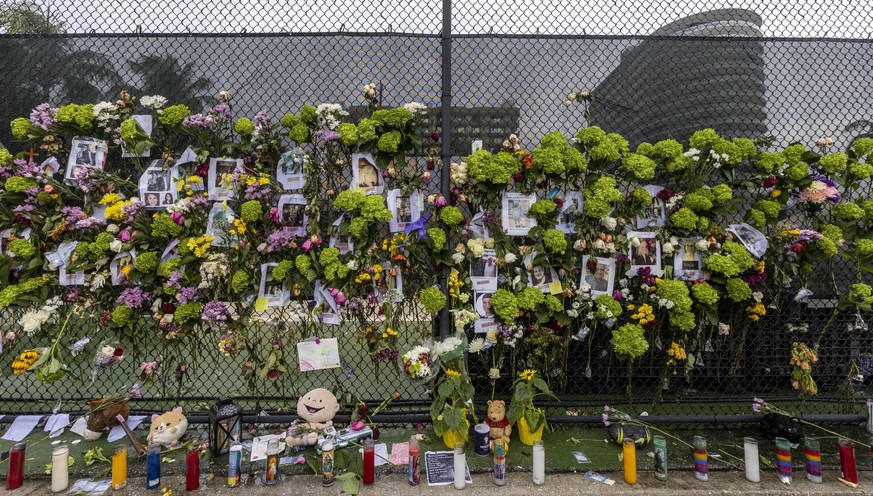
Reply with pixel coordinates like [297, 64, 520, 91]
[438, 0, 452, 339]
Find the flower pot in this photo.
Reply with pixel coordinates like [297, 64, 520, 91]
[517, 416, 544, 446]
[441, 409, 470, 449]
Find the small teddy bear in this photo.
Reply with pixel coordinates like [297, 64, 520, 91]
[82, 398, 130, 441]
[286, 388, 340, 448]
[147, 407, 189, 449]
[485, 399, 511, 445]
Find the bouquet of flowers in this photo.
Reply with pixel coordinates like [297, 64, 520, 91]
[90, 340, 125, 383]
[399, 342, 437, 383]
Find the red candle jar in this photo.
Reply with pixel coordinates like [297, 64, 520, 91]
[839, 439, 858, 484]
[185, 448, 200, 491]
[5, 443, 25, 490]
[362, 439, 375, 485]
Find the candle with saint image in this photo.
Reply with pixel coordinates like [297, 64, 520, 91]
[493, 439, 506, 486]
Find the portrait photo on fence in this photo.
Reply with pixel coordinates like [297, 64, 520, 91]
[352, 152, 383, 194]
[728, 222, 769, 258]
[138, 161, 176, 209]
[277, 148, 307, 190]
[470, 249, 498, 292]
[674, 237, 706, 281]
[635, 185, 667, 229]
[259, 262, 288, 307]
[388, 189, 421, 232]
[525, 251, 560, 292]
[206, 203, 235, 247]
[208, 157, 243, 201]
[502, 192, 537, 236]
[65, 136, 107, 184]
[278, 194, 307, 237]
[627, 231, 662, 276]
[557, 191, 583, 234]
[580, 255, 616, 296]
[474, 291, 498, 334]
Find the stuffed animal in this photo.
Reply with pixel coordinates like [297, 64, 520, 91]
[761, 413, 803, 444]
[286, 388, 340, 448]
[82, 398, 130, 441]
[147, 407, 189, 448]
[485, 400, 511, 445]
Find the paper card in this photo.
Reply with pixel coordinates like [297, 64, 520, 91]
[581, 255, 616, 297]
[70, 416, 88, 437]
[175, 146, 199, 168]
[66, 479, 112, 496]
[573, 450, 592, 463]
[107, 416, 146, 442]
[358, 442, 389, 467]
[1, 415, 42, 441]
[674, 237, 706, 281]
[728, 222, 768, 259]
[627, 231, 663, 277]
[470, 249, 498, 292]
[469, 210, 490, 239]
[297, 338, 340, 372]
[277, 194, 307, 237]
[208, 157, 243, 201]
[549, 281, 563, 295]
[161, 239, 180, 262]
[390, 442, 409, 465]
[44, 414, 70, 438]
[206, 203, 236, 247]
[65, 137, 107, 186]
[258, 263, 288, 307]
[122, 114, 153, 158]
[329, 215, 354, 255]
[57, 241, 84, 286]
[471, 140, 483, 153]
[41, 156, 61, 175]
[277, 149, 307, 190]
[425, 451, 472, 486]
[250, 434, 283, 462]
[312, 280, 341, 324]
[502, 192, 537, 236]
[255, 297, 268, 312]
[351, 152, 383, 195]
[139, 160, 176, 209]
[474, 318, 498, 334]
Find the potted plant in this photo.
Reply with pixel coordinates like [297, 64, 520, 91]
[430, 334, 477, 448]
[507, 369, 556, 445]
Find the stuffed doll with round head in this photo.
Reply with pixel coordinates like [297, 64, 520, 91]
[147, 407, 188, 448]
[285, 388, 340, 448]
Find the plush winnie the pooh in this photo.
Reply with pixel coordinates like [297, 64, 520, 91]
[147, 407, 189, 448]
[286, 388, 340, 448]
[484, 399, 511, 444]
[82, 398, 130, 441]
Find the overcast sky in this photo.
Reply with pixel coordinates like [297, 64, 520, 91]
[41, 0, 873, 38]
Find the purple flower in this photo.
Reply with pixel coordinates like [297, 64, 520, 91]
[253, 108, 271, 127]
[170, 211, 184, 225]
[266, 227, 294, 253]
[752, 397, 764, 413]
[269, 207, 280, 223]
[182, 113, 213, 131]
[301, 239, 313, 252]
[201, 300, 231, 322]
[176, 286, 198, 304]
[122, 200, 143, 221]
[62, 206, 85, 223]
[434, 195, 447, 208]
[210, 104, 231, 120]
[116, 287, 150, 309]
[612, 290, 623, 300]
[602, 413, 610, 426]
[14, 159, 41, 179]
[129, 383, 142, 399]
[74, 167, 99, 193]
[118, 228, 132, 242]
[29, 103, 56, 131]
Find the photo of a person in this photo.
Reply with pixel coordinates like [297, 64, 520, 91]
[206, 203, 234, 246]
[470, 253, 498, 278]
[163, 193, 174, 205]
[208, 157, 242, 201]
[632, 238, 658, 266]
[528, 264, 560, 292]
[357, 156, 378, 188]
[728, 223, 768, 258]
[502, 193, 537, 236]
[557, 192, 584, 234]
[396, 196, 412, 223]
[627, 231, 663, 276]
[475, 292, 493, 317]
[75, 143, 94, 166]
[147, 170, 169, 191]
[508, 200, 529, 229]
[146, 193, 160, 207]
[674, 238, 705, 281]
[66, 137, 108, 184]
[682, 241, 700, 271]
[635, 186, 667, 229]
[283, 204, 305, 227]
[580, 256, 616, 296]
[277, 149, 307, 190]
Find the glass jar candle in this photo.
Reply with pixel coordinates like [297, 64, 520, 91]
[51, 444, 69, 493]
[532, 439, 545, 486]
[622, 439, 637, 485]
[111, 445, 128, 490]
[839, 439, 858, 484]
[185, 447, 200, 491]
[453, 442, 466, 490]
[693, 436, 708, 481]
[775, 437, 792, 484]
[362, 439, 375, 485]
[6, 443, 25, 490]
[804, 437, 822, 483]
[653, 435, 667, 482]
[744, 437, 760, 483]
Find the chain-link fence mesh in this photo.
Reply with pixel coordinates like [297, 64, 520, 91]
[1, 0, 871, 419]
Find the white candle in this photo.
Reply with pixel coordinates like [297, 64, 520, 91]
[51, 444, 69, 493]
[532, 439, 545, 485]
[454, 442, 466, 490]
[744, 437, 760, 482]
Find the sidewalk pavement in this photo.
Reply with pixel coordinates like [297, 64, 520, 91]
[7, 470, 873, 495]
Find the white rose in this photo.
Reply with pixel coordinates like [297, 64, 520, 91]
[593, 239, 606, 250]
[488, 368, 501, 379]
[601, 216, 617, 230]
[470, 244, 485, 257]
[451, 253, 465, 264]
[504, 253, 517, 264]
[629, 237, 641, 248]
[109, 240, 123, 253]
[21, 310, 43, 335]
[662, 242, 675, 254]
[346, 260, 358, 270]
[486, 329, 498, 343]
[573, 239, 586, 251]
[696, 239, 710, 251]
[106, 224, 120, 234]
[484, 238, 495, 249]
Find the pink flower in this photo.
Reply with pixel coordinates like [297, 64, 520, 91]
[269, 207, 280, 223]
[301, 239, 312, 251]
[118, 228, 132, 242]
[335, 292, 347, 305]
[612, 290, 623, 300]
[350, 420, 365, 431]
[329, 287, 339, 297]
[434, 195, 447, 208]
[170, 211, 184, 225]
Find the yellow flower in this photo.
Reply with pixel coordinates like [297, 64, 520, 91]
[519, 369, 537, 381]
[233, 218, 247, 235]
[445, 369, 462, 378]
[120, 264, 132, 278]
[772, 189, 782, 198]
[626, 304, 635, 310]
[104, 201, 129, 221]
[99, 193, 123, 205]
[187, 235, 215, 258]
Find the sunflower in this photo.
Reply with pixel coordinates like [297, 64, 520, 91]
[445, 369, 462, 378]
[519, 369, 537, 381]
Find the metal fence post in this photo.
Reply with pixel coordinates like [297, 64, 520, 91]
[438, 0, 453, 340]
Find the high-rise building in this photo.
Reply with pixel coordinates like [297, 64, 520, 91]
[590, 9, 767, 145]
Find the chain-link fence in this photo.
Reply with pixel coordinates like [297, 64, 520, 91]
[1, 0, 872, 419]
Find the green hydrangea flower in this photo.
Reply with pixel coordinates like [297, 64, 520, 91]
[157, 258, 180, 278]
[563, 147, 587, 172]
[594, 294, 622, 320]
[657, 279, 693, 313]
[158, 104, 190, 127]
[575, 126, 606, 145]
[319, 247, 340, 267]
[850, 283, 872, 299]
[723, 241, 756, 272]
[691, 282, 719, 306]
[754, 151, 784, 174]
[0, 274, 50, 308]
[848, 161, 873, 180]
[588, 176, 623, 202]
[134, 251, 158, 273]
[231, 270, 250, 293]
[664, 155, 691, 173]
[418, 286, 446, 314]
[151, 212, 183, 239]
[5, 176, 37, 193]
[712, 139, 741, 164]
[689, 128, 720, 149]
[299, 105, 317, 127]
[544, 295, 563, 312]
[281, 113, 301, 129]
[348, 217, 368, 238]
[607, 133, 629, 155]
[377, 130, 401, 153]
[94, 232, 113, 253]
[8, 238, 36, 259]
[490, 289, 519, 323]
[234, 117, 254, 135]
[631, 187, 652, 207]
[516, 287, 545, 311]
[240, 200, 262, 222]
[334, 190, 367, 212]
[428, 228, 446, 250]
[670, 207, 699, 230]
[611, 323, 648, 359]
[529, 199, 557, 219]
[0, 148, 12, 166]
[360, 195, 392, 222]
[56, 104, 95, 128]
[10, 118, 31, 141]
[467, 150, 518, 185]
[540, 131, 568, 149]
[357, 119, 377, 142]
[834, 202, 865, 222]
[583, 198, 609, 219]
[622, 153, 657, 180]
[174, 302, 204, 325]
[725, 278, 752, 302]
[669, 310, 696, 331]
[697, 217, 710, 232]
[755, 199, 781, 220]
[853, 138, 873, 156]
[636, 142, 654, 156]
[711, 184, 733, 204]
[337, 123, 358, 147]
[732, 138, 757, 161]
[819, 152, 847, 174]
[704, 254, 740, 277]
[295, 254, 312, 274]
[288, 123, 309, 143]
[271, 260, 295, 281]
[860, 200, 873, 218]
[816, 237, 838, 257]
[532, 145, 565, 175]
[820, 224, 842, 242]
[747, 209, 766, 227]
[110, 306, 134, 327]
[440, 206, 463, 226]
[654, 139, 684, 159]
[683, 192, 713, 212]
[371, 107, 413, 128]
[543, 229, 567, 253]
[119, 118, 142, 144]
[74, 242, 90, 259]
[856, 239, 873, 258]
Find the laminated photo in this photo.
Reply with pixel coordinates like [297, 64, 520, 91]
[728, 223, 768, 258]
[470, 249, 498, 292]
[277, 194, 307, 237]
[524, 251, 559, 293]
[277, 148, 307, 190]
[54, 241, 84, 286]
[259, 263, 288, 307]
[65, 137, 107, 185]
[329, 215, 354, 255]
[388, 189, 421, 233]
[674, 237, 706, 281]
[580, 256, 615, 296]
[351, 152, 383, 195]
[557, 191, 584, 234]
[110, 250, 136, 286]
[206, 202, 235, 247]
[312, 280, 341, 325]
[138, 160, 177, 209]
[502, 192, 537, 236]
[376, 263, 403, 303]
[121, 114, 153, 158]
[469, 209, 490, 239]
[208, 157, 243, 201]
[627, 231, 662, 276]
[635, 185, 667, 229]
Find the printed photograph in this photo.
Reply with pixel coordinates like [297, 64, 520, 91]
[635, 186, 667, 229]
[628, 231, 663, 276]
[674, 237, 705, 281]
[580, 256, 616, 296]
[501, 193, 537, 236]
[352, 153, 382, 194]
[65, 137, 107, 183]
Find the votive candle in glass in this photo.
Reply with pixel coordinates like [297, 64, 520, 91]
[622, 439, 637, 485]
[804, 437, 822, 483]
[362, 439, 375, 485]
[6, 443, 25, 490]
[111, 445, 128, 490]
[185, 448, 200, 491]
[744, 437, 760, 483]
[51, 444, 69, 493]
[653, 435, 667, 482]
[532, 439, 545, 486]
[453, 442, 466, 490]
[775, 437, 792, 484]
[839, 439, 858, 485]
[693, 436, 708, 482]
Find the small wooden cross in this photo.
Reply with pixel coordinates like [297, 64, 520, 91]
[23, 148, 38, 163]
